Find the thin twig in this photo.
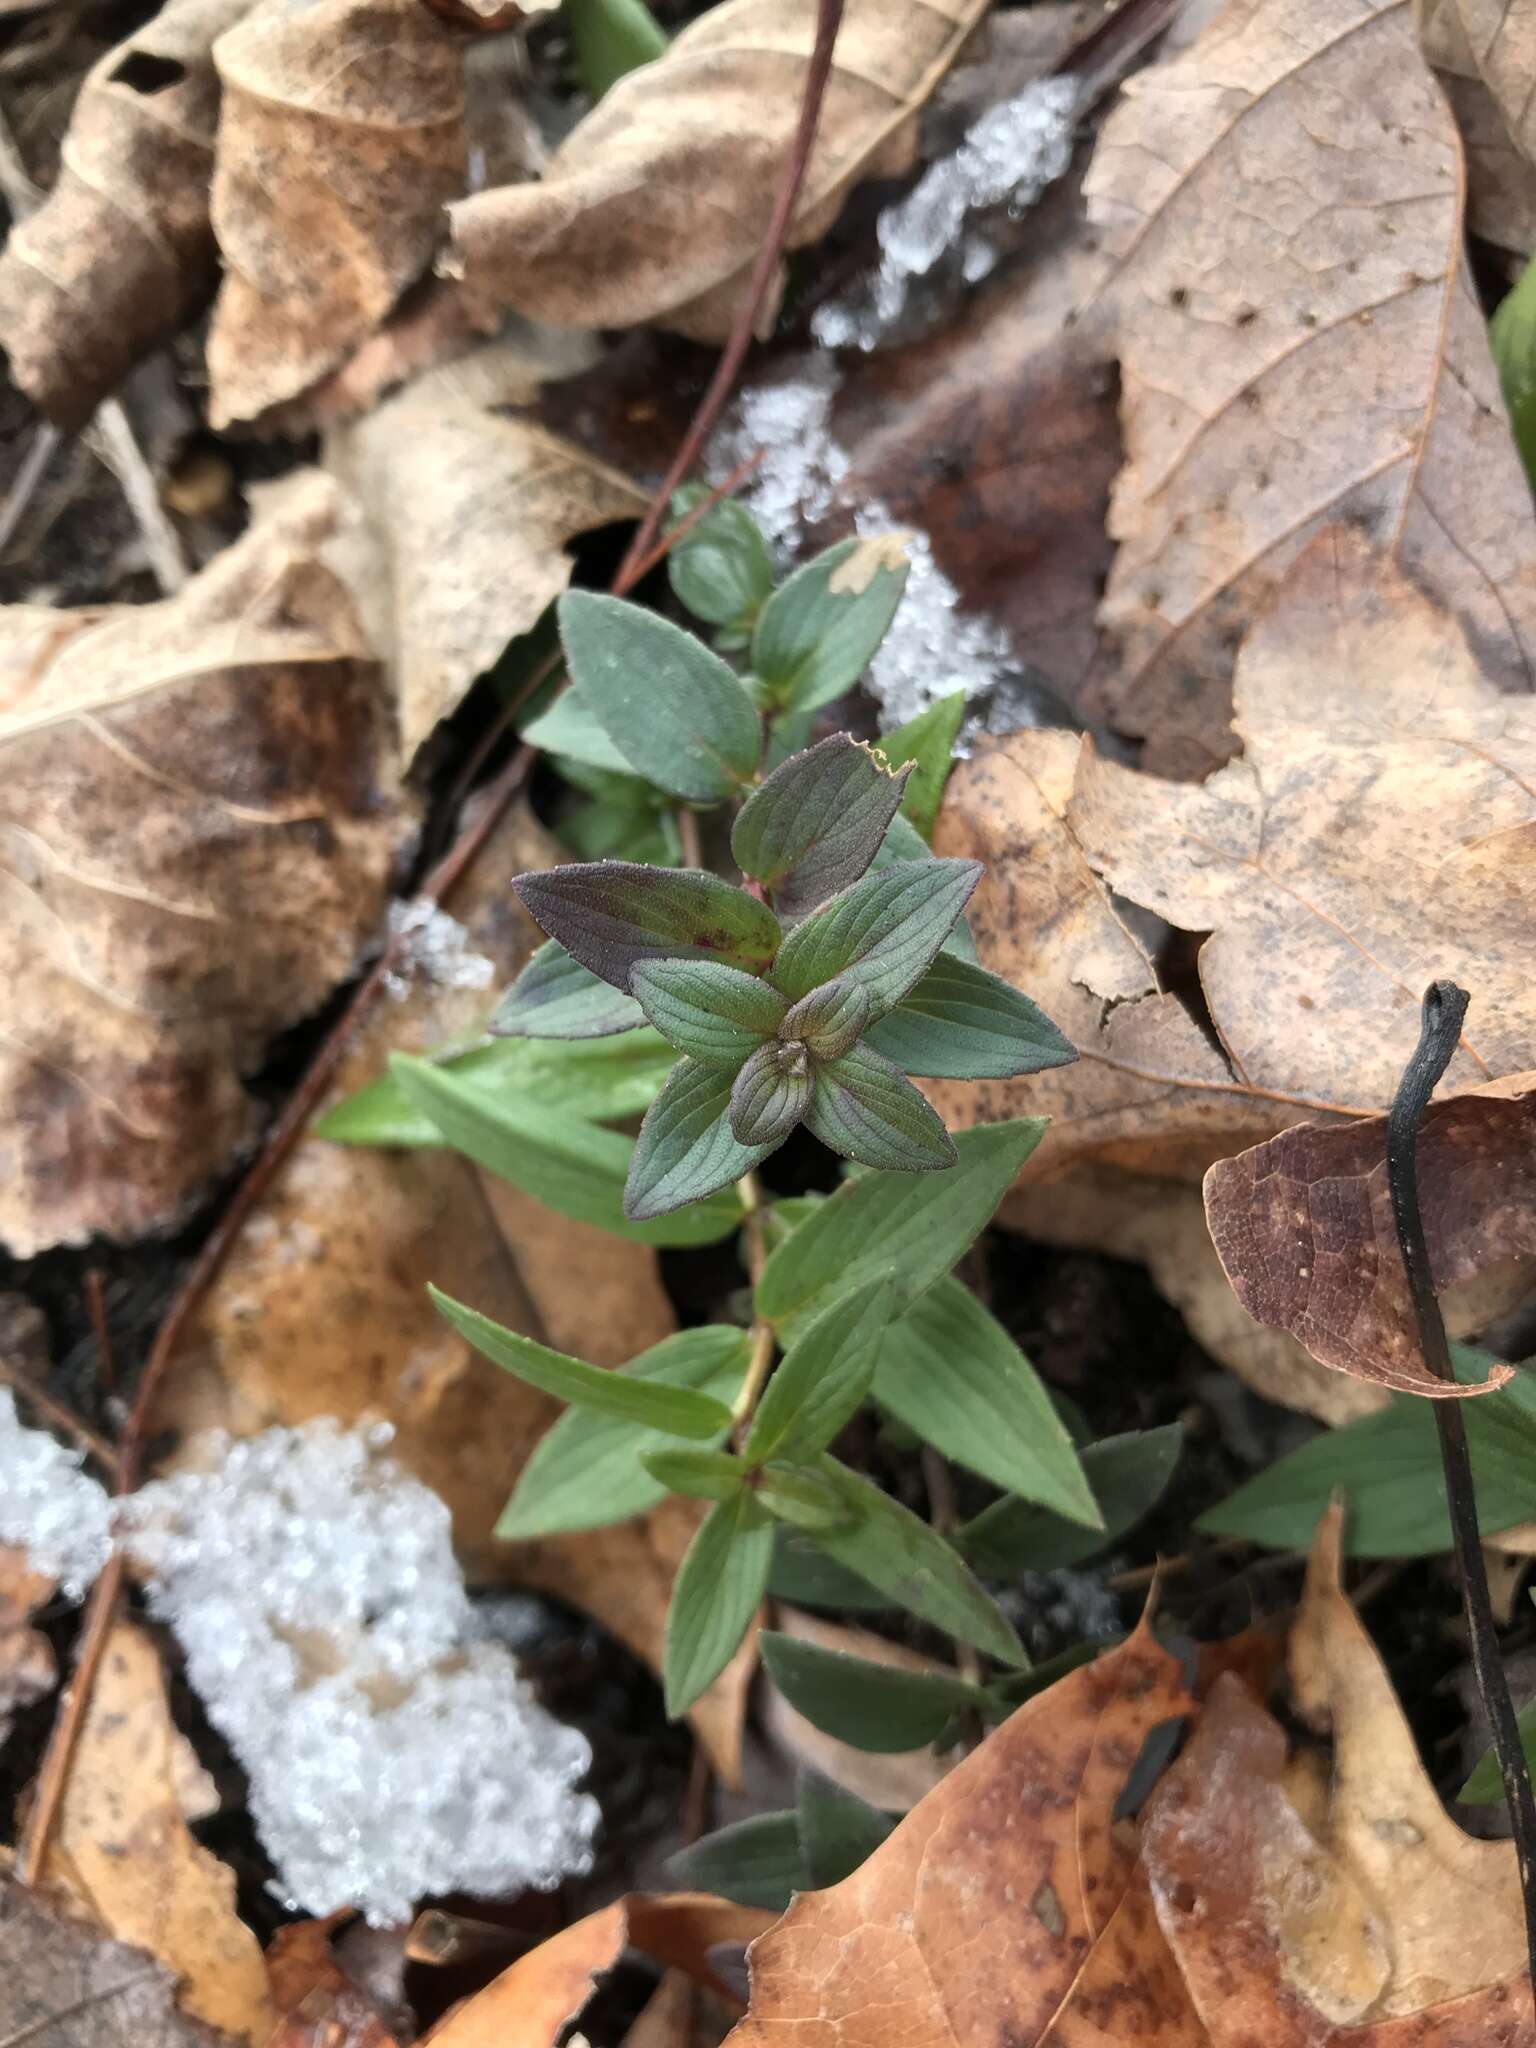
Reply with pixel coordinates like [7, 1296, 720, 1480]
[613, 0, 847, 588]
[84, 1270, 115, 1398]
[0, 1364, 116, 1475]
[1387, 980, 1536, 2009]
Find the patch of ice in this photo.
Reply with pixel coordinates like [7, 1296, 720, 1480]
[813, 78, 1079, 354]
[384, 897, 495, 1001]
[119, 1421, 598, 1924]
[0, 1390, 112, 1598]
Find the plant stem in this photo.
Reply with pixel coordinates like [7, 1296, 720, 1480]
[1387, 980, 1536, 2009]
[732, 1170, 777, 1432]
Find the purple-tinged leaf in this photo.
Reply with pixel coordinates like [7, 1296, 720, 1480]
[731, 735, 911, 922]
[769, 859, 982, 1017]
[729, 1042, 814, 1147]
[626, 1056, 774, 1220]
[491, 938, 646, 1039]
[631, 959, 788, 1064]
[863, 953, 1077, 1079]
[805, 1043, 957, 1172]
[515, 862, 782, 993]
[780, 978, 869, 1059]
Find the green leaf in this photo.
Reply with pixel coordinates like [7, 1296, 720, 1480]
[876, 693, 966, 841]
[874, 1277, 1097, 1523]
[867, 813, 979, 963]
[806, 1043, 957, 1172]
[729, 1042, 815, 1147]
[744, 1274, 894, 1467]
[760, 1630, 987, 1751]
[627, 1057, 774, 1220]
[1462, 1700, 1536, 1804]
[768, 1530, 889, 1610]
[780, 979, 869, 1059]
[319, 1027, 674, 1148]
[497, 1327, 750, 1538]
[514, 863, 782, 994]
[667, 484, 773, 632]
[731, 736, 911, 922]
[641, 1446, 748, 1500]
[796, 1771, 895, 1888]
[771, 860, 982, 1017]
[751, 536, 910, 714]
[806, 1455, 1027, 1666]
[630, 959, 787, 1065]
[665, 1491, 774, 1715]
[1492, 254, 1536, 485]
[960, 1426, 1182, 1574]
[864, 954, 1077, 1080]
[523, 686, 634, 774]
[757, 1118, 1048, 1327]
[667, 1812, 807, 1910]
[491, 940, 647, 1040]
[561, 799, 679, 868]
[431, 1288, 734, 1437]
[559, 590, 761, 800]
[389, 1053, 740, 1247]
[563, 0, 666, 99]
[757, 1464, 859, 1532]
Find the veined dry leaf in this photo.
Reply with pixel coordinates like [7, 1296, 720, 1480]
[445, 0, 986, 345]
[207, 0, 466, 427]
[0, 0, 249, 429]
[1438, 72, 1536, 257]
[1419, 0, 1536, 171]
[727, 1622, 1200, 2048]
[1081, 0, 1536, 776]
[0, 1875, 235, 2048]
[42, 1621, 274, 2047]
[0, 474, 412, 1257]
[265, 1920, 402, 2048]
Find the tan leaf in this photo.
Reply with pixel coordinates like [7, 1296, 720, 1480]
[265, 1919, 402, 2048]
[0, 474, 413, 1257]
[1438, 71, 1536, 257]
[1081, 0, 1536, 776]
[0, 0, 249, 429]
[444, 0, 987, 346]
[1421, 0, 1536, 168]
[0, 1542, 57, 1747]
[207, 0, 466, 427]
[42, 1621, 275, 2047]
[726, 1623, 1201, 2048]
[0, 1874, 237, 2047]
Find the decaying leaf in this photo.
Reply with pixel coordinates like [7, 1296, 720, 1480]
[0, 0, 249, 429]
[207, 0, 466, 427]
[1081, 0, 1536, 776]
[265, 1920, 402, 2048]
[0, 1874, 234, 2047]
[0, 1542, 57, 1747]
[727, 1623, 1200, 2048]
[1419, 0, 1536, 174]
[0, 473, 413, 1257]
[42, 1621, 275, 2047]
[445, 0, 986, 345]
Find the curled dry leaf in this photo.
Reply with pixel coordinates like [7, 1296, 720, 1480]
[0, 0, 249, 429]
[207, 0, 465, 427]
[445, 0, 985, 344]
[1419, 0, 1536, 172]
[727, 1622, 1200, 2048]
[0, 474, 413, 1257]
[42, 1621, 275, 2048]
[1081, 0, 1536, 776]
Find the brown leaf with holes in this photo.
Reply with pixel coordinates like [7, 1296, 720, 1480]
[206, 0, 465, 427]
[0, 473, 413, 1257]
[726, 1621, 1201, 2048]
[0, 0, 250, 428]
[1080, 0, 1536, 776]
[42, 1621, 275, 2047]
[444, 0, 985, 346]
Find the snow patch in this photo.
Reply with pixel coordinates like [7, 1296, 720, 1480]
[119, 1421, 598, 1923]
[0, 1390, 112, 1598]
[385, 897, 495, 1001]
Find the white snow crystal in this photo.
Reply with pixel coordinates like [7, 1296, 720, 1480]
[119, 1421, 598, 1923]
[813, 78, 1079, 354]
[384, 897, 495, 1002]
[0, 1390, 112, 1597]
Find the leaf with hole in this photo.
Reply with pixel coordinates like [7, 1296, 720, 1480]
[771, 860, 982, 1017]
[960, 1425, 1182, 1574]
[514, 863, 782, 993]
[806, 1043, 958, 1172]
[760, 1631, 988, 1752]
[491, 939, 647, 1040]
[864, 953, 1077, 1080]
[627, 1056, 774, 1220]
[664, 1489, 774, 1715]
[752, 536, 911, 714]
[630, 959, 788, 1064]
[732, 735, 911, 922]
[744, 1273, 895, 1467]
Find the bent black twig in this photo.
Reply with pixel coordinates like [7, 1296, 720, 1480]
[1387, 981, 1536, 2005]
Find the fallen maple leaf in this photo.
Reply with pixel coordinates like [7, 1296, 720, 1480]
[0, 474, 414, 1256]
[0, 0, 249, 429]
[444, 0, 983, 345]
[1080, 0, 1536, 777]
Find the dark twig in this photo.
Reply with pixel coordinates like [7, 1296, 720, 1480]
[613, 0, 847, 588]
[1387, 980, 1536, 2006]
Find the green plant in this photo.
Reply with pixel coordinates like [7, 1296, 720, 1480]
[327, 500, 1182, 1740]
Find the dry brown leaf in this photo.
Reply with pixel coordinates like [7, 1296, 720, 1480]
[1420, 0, 1536, 170]
[41, 1620, 274, 2046]
[1205, 1077, 1536, 1396]
[727, 1622, 1201, 2048]
[207, 0, 465, 427]
[264, 1919, 402, 2048]
[444, 0, 985, 345]
[1439, 71, 1536, 257]
[0, 1874, 236, 2047]
[0, 473, 412, 1257]
[0, 0, 249, 429]
[0, 1543, 57, 1746]
[1080, 0, 1536, 776]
